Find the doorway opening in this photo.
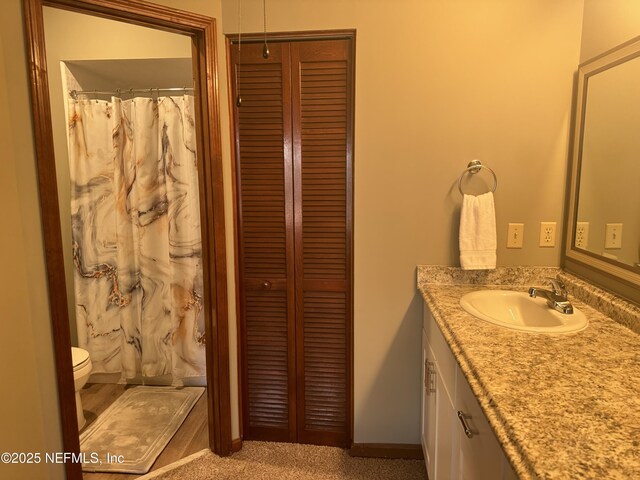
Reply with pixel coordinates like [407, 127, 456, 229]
[24, 1, 232, 479]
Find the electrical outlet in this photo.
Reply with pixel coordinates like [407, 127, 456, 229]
[539, 222, 556, 247]
[575, 222, 589, 249]
[604, 223, 623, 249]
[507, 223, 524, 248]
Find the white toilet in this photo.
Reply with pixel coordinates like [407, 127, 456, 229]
[72, 347, 92, 430]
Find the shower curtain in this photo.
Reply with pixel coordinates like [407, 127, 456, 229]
[68, 95, 205, 386]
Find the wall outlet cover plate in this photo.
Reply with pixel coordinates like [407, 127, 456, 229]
[539, 222, 556, 247]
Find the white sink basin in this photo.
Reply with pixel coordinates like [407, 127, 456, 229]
[459, 290, 588, 334]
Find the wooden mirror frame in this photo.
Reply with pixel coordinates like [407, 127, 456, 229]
[564, 35, 640, 305]
[22, 0, 232, 477]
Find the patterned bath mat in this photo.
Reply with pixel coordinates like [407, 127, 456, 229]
[80, 386, 204, 473]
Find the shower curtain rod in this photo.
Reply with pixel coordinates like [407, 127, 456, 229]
[69, 87, 194, 99]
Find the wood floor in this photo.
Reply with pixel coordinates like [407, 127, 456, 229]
[80, 383, 209, 480]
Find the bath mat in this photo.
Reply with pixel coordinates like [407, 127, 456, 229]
[79, 386, 204, 473]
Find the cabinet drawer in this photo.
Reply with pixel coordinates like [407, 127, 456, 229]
[423, 307, 456, 402]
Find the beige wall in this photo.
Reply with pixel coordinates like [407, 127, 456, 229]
[580, 0, 640, 62]
[221, 0, 584, 443]
[0, 1, 65, 478]
[1, 0, 585, 470]
[0, 2, 236, 478]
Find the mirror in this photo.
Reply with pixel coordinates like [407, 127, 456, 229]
[565, 35, 640, 297]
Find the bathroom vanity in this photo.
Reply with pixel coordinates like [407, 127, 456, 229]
[422, 304, 517, 480]
[418, 266, 640, 479]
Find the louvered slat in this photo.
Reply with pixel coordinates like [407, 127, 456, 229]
[303, 291, 347, 432]
[239, 63, 286, 279]
[233, 42, 296, 442]
[245, 291, 289, 429]
[292, 39, 352, 447]
[300, 59, 348, 280]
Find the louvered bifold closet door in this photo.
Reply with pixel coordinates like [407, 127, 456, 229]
[291, 39, 353, 447]
[232, 42, 297, 442]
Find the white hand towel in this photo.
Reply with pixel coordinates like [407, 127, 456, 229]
[459, 192, 497, 270]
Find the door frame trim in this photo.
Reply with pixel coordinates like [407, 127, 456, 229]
[225, 29, 356, 445]
[23, 1, 232, 478]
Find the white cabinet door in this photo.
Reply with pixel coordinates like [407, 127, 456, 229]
[422, 331, 437, 480]
[435, 369, 455, 480]
[422, 330, 455, 480]
[423, 304, 515, 480]
[453, 368, 506, 480]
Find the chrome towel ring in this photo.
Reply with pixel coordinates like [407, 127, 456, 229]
[457, 159, 497, 195]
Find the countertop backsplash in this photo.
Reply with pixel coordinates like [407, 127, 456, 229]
[557, 271, 640, 335]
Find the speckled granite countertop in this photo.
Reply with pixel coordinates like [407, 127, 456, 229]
[417, 266, 640, 480]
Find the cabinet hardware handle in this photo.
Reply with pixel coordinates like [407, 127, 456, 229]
[457, 411, 474, 438]
[262, 280, 272, 290]
[424, 360, 429, 391]
[428, 362, 436, 394]
[425, 361, 436, 395]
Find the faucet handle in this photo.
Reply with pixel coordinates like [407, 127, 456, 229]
[544, 277, 566, 296]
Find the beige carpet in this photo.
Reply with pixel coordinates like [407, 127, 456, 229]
[140, 441, 427, 480]
[80, 386, 204, 474]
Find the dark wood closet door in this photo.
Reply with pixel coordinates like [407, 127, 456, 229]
[291, 39, 352, 447]
[232, 34, 353, 448]
[233, 42, 297, 442]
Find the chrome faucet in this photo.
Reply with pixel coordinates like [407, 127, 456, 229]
[528, 278, 574, 314]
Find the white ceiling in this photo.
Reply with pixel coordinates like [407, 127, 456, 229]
[64, 57, 193, 93]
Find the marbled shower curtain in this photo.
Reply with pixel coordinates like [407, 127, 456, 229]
[68, 95, 206, 386]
